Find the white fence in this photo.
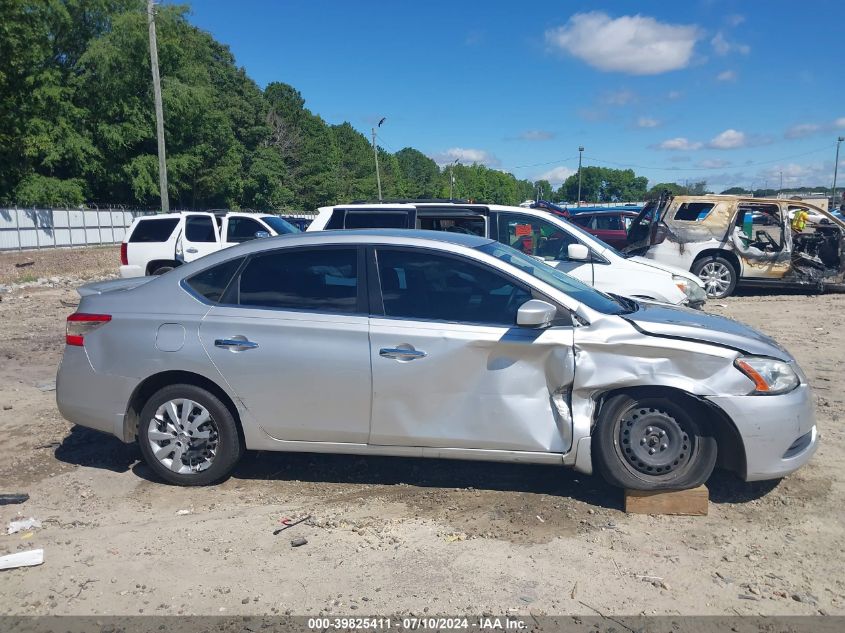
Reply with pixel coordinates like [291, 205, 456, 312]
[0, 208, 154, 251]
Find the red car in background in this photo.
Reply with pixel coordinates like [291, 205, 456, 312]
[569, 209, 639, 250]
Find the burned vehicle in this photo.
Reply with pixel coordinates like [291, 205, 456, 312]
[626, 193, 845, 298]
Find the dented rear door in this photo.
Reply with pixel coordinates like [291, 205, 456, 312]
[367, 246, 575, 453]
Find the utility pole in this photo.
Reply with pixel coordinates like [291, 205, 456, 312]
[449, 158, 458, 199]
[779, 170, 783, 193]
[147, 0, 168, 212]
[577, 146, 584, 207]
[371, 117, 385, 202]
[833, 136, 844, 208]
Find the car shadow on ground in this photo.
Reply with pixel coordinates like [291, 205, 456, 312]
[54, 424, 140, 473]
[55, 426, 779, 509]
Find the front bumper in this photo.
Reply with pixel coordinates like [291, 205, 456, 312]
[706, 384, 818, 481]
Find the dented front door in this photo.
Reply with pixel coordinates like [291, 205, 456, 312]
[368, 321, 575, 452]
[367, 246, 575, 453]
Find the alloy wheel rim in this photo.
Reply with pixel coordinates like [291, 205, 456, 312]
[618, 405, 691, 476]
[147, 399, 219, 474]
[699, 262, 732, 297]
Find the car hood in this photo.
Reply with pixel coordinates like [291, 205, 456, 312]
[78, 276, 155, 297]
[629, 256, 702, 285]
[622, 301, 791, 359]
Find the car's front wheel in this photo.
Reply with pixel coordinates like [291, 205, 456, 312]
[692, 255, 737, 299]
[592, 394, 717, 491]
[138, 384, 242, 486]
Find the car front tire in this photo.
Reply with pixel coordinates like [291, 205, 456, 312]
[138, 384, 243, 486]
[692, 255, 737, 299]
[592, 394, 717, 491]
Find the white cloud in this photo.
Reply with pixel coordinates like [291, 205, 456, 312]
[725, 14, 745, 27]
[536, 166, 576, 186]
[716, 69, 737, 82]
[657, 137, 703, 151]
[545, 12, 700, 75]
[708, 129, 747, 149]
[636, 117, 661, 128]
[785, 123, 822, 139]
[601, 89, 637, 106]
[517, 129, 555, 141]
[667, 90, 683, 100]
[430, 147, 500, 167]
[711, 32, 750, 56]
[697, 159, 731, 169]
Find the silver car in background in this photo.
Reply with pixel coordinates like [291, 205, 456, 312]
[56, 230, 817, 490]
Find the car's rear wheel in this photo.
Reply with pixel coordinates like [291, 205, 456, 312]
[592, 394, 717, 491]
[138, 384, 242, 486]
[151, 265, 174, 275]
[692, 255, 737, 299]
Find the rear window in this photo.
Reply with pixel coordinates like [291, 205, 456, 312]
[674, 203, 715, 222]
[128, 218, 179, 243]
[344, 212, 409, 229]
[184, 257, 244, 303]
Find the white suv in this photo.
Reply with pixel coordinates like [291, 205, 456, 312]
[119, 211, 299, 277]
[308, 202, 707, 308]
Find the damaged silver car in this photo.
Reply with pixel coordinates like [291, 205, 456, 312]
[626, 193, 845, 298]
[56, 230, 817, 490]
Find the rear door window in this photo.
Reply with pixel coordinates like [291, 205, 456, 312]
[185, 215, 217, 242]
[235, 248, 360, 313]
[416, 216, 486, 236]
[375, 248, 531, 325]
[594, 215, 622, 230]
[128, 218, 179, 243]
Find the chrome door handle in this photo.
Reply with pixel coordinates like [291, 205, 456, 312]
[186, 247, 199, 254]
[379, 347, 426, 360]
[215, 338, 259, 351]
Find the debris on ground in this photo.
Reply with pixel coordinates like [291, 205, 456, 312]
[290, 537, 308, 547]
[0, 549, 44, 571]
[0, 493, 29, 505]
[175, 509, 193, 516]
[14, 261, 35, 268]
[273, 515, 311, 535]
[34, 381, 56, 392]
[7, 518, 41, 534]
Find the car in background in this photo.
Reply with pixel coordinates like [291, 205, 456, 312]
[625, 194, 845, 299]
[57, 230, 816, 491]
[569, 209, 639, 250]
[280, 216, 313, 232]
[119, 211, 299, 277]
[308, 201, 707, 308]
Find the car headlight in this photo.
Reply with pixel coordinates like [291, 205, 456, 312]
[734, 356, 799, 395]
[673, 275, 707, 304]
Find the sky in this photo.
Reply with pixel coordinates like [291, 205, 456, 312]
[184, 0, 845, 193]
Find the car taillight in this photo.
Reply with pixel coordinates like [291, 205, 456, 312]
[120, 242, 128, 266]
[66, 313, 111, 346]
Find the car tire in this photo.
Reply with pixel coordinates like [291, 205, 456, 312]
[592, 394, 717, 491]
[692, 255, 737, 299]
[151, 265, 174, 275]
[138, 384, 243, 486]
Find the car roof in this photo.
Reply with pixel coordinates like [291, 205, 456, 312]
[572, 209, 638, 216]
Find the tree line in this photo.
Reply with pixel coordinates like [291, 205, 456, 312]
[2, 0, 721, 211]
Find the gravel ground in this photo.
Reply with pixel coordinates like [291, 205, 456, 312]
[0, 250, 842, 617]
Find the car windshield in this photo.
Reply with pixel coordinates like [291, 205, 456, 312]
[261, 215, 300, 234]
[537, 209, 630, 258]
[476, 241, 629, 315]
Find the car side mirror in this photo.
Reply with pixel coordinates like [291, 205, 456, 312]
[254, 230, 270, 239]
[567, 243, 590, 261]
[516, 299, 557, 328]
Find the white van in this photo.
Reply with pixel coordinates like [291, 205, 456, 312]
[308, 202, 707, 308]
[119, 211, 299, 277]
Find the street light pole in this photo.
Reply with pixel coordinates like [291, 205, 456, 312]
[449, 158, 458, 200]
[371, 118, 385, 202]
[833, 136, 844, 208]
[577, 146, 584, 207]
[147, 0, 169, 213]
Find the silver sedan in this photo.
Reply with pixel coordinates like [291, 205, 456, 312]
[56, 230, 817, 490]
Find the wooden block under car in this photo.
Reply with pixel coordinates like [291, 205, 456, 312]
[624, 485, 709, 516]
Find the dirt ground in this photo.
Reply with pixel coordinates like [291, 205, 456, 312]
[0, 248, 843, 617]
